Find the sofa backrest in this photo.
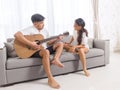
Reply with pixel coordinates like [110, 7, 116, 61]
[7, 38, 14, 42]
[5, 36, 94, 57]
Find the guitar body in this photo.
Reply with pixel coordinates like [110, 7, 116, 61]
[14, 34, 44, 59]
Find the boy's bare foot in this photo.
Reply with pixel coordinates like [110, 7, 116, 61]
[48, 78, 60, 89]
[52, 59, 64, 68]
[84, 70, 90, 77]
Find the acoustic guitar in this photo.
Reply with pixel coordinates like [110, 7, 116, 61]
[14, 32, 69, 59]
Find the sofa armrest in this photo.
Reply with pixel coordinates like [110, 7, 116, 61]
[93, 39, 110, 65]
[0, 47, 7, 86]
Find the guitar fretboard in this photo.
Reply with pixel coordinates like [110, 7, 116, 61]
[35, 32, 69, 44]
[40, 35, 59, 44]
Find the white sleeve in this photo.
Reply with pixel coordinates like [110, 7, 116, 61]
[73, 31, 77, 40]
[81, 33, 88, 45]
[20, 28, 30, 35]
[45, 29, 50, 38]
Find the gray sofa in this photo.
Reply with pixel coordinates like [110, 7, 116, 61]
[0, 37, 110, 86]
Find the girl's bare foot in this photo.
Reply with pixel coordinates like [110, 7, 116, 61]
[48, 78, 60, 89]
[84, 70, 90, 77]
[52, 59, 64, 68]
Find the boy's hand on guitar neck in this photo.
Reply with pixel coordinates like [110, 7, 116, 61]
[48, 36, 64, 45]
[30, 42, 44, 50]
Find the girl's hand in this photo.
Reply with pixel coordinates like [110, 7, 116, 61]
[69, 46, 76, 53]
[64, 42, 71, 45]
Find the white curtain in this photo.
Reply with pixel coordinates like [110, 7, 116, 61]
[99, 0, 120, 51]
[0, 0, 93, 41]
[0, 0, 48, 38]
[52, 0, 93, 37]
[0, 30, 6, 48]
[115, 31, 120, 51]
[91, 0, 101, 39]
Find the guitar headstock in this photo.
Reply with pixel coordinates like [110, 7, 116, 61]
[63, 32, 69, 36]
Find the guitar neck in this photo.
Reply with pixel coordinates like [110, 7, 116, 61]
[36, 31, 69, 44]
[39, 35, 60, 44]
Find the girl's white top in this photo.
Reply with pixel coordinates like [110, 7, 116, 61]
[72, 31, 89, 49]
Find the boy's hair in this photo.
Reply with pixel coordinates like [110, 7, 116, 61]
[31, 14, 45, 23]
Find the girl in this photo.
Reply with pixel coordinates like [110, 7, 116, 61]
[64, 18, 90, 77]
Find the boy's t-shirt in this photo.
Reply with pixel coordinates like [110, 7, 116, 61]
[20, 25, 49, 48]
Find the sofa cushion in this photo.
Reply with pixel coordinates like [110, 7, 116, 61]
[61, 48, 104, 60]
[6, 48, 104, 69]
[86, 48, 104, 58]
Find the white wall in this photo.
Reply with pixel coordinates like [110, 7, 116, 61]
[99, 0, 120, 51]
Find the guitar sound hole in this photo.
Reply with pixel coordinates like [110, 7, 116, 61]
[35, 40, 41, 45]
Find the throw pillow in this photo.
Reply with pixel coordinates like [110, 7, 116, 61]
[4, 40, 17, 57]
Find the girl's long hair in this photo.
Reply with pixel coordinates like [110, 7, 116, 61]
[75, 18, 88, 45]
